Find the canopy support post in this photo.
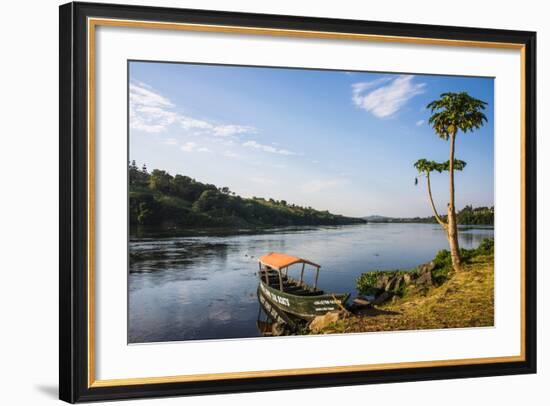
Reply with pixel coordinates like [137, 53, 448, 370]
[300, 263, 305, 286]
[278, 270, 284, 292]
[261, 263, 269, 286]
[314, 266, 320, 290]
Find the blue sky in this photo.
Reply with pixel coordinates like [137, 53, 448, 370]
[129, 61, 494, 218]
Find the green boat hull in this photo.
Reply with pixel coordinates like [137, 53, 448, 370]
[259, 281, 350, 320]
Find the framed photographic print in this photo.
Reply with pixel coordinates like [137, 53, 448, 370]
[59, 1, 537, 403]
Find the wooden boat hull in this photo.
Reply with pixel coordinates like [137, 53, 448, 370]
[257, 287, 301, 331]
[259, 281, 350, 320]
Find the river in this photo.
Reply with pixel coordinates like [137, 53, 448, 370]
[128, 223, 493, 343]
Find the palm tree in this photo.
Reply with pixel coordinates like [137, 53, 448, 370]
[414, 158, 466, 229]
[423, 92, 487, 271]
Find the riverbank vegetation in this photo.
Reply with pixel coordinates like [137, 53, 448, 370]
[356, 237, 493, 295]
[129, 161, 366, 229]
[313, 238, 494, 334]
[363, 205, 494, 225]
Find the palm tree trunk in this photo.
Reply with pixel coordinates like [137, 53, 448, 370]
[426, 172, 447, 230]
[448, 132, 461, 271]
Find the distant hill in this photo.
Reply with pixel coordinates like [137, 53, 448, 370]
[129, 162, 366, 229]
[363, 206, 494, 225]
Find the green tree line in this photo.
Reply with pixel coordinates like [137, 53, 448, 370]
[129, 161, 366, 229]
[373, 205, 494, 225]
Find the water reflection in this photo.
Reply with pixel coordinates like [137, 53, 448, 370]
[129, 223, 494, 343]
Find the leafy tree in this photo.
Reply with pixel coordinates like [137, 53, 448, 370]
[129, 193, 160, 225]
[129, 160, 150, 187]
[416, 92, 487, 271]
[149, 169, 173, 194]
[172, 174, 210, 201]
[414, 158, 466, 228]
[192, 190, 226, 213]
[129, 160, 139, 186]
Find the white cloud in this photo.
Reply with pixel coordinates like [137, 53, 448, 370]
[130, 82, 173, 108]
[130, 81, 294, 159]
[301, 178, 350, 193]
[130, 105, 179, 134]
[129, 82, 178, 133]
[180, 142, 210, 153]
[129, 81, 256, 137]
[351, 77, 392, 98]
[416, 119, 425, 126]
[178, 117, 255, 137]
[352, 75, 426, 118]
[178, 116, 213, 131]
[213, 124, 256, 137]
[242, 140, 297, 156]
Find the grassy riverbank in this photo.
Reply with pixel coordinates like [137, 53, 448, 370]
[317, 243, 494, 333]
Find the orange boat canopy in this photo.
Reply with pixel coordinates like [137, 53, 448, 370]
[259, 252, 320, 270]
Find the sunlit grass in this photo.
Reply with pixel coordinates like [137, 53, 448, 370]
[319, 253, 494, 334]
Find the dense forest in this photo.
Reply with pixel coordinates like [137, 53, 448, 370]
[364, 205, 494, 225]
[129, 161, 366, 229]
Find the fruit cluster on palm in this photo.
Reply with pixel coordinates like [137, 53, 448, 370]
[414, 92, 487, 272]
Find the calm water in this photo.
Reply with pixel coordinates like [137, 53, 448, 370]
[128, 223, 493, 343]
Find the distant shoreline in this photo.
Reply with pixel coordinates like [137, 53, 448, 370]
[363, 205, 494, 226]
[129, 222, 368, 238]
[129, 222, 493, 239]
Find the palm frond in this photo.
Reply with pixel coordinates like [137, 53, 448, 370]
[425, 92, 488, 138]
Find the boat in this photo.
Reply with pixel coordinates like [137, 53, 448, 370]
[257, 252, 350, 320]
[256, 286, 303, 336]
